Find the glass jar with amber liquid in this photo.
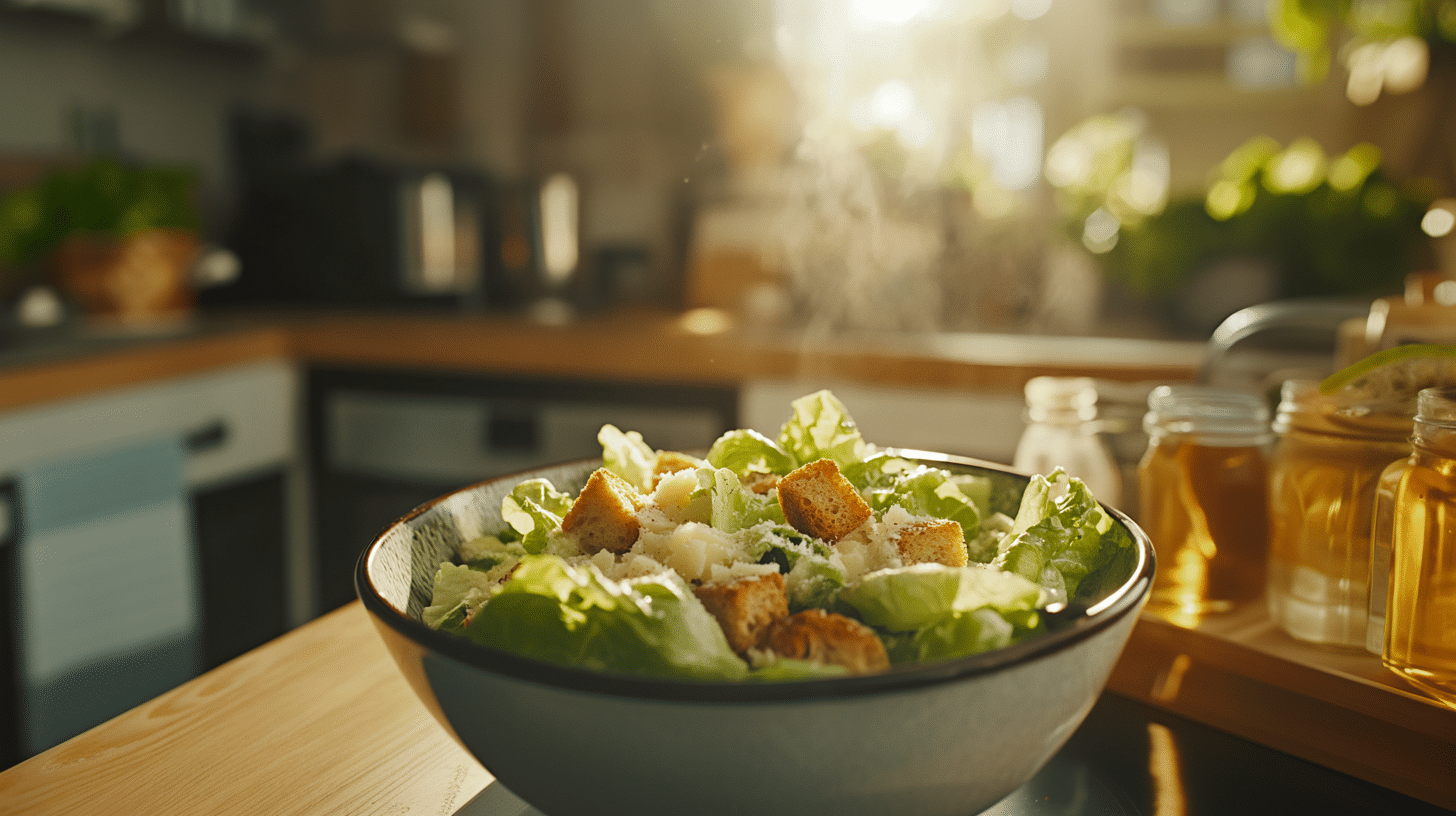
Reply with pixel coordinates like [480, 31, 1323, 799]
[1138, 385, 1272, 627]
[1380, 386, 1456, 709]
[1266, 379, 1414, 648]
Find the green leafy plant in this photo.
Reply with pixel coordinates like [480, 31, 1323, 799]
[0, 157, 199, 291]
[1052, 130, 1434, 300]
[1271, 0, 1456, 82]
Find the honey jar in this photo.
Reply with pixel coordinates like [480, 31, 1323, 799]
[1378, 386, 1456, 709]
[1266, 379, 1413, 648]
[1137, 385, 1272, 627]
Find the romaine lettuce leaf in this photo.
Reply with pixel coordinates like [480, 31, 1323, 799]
[837, 563, 1042, 632]
[745, 654, 850, 681]
[701, 467, 786, 533]
[599, 424, 657, 492]
[865, 465, 982, 542]
[459, 535, 526, 570]
[465, 555, 749, 681]
[950, 473, 994, 519]
[423, 562, 497, 633]
[994, 470, 1131, 606]
[777, 390, 872, 472]
[886, 607, 1017, 664]
[705, 429, 795, 476]
[501, 478, 575, 554]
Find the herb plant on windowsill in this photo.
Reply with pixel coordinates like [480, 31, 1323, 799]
[1117, 138, 1432, 299]
[0, 156, 202, 323]
[1049, 123, 1435, 336]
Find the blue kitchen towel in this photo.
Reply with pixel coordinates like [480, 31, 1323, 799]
[16, 435, 201, 755]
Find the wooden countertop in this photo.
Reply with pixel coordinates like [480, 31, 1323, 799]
[1109, 603, 1456, 812]
[0, 602, 494, 816]
[5, 600, 1451, 815]
[0, 308, 1205, 413]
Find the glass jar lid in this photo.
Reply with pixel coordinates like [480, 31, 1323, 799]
[1144, 384, 1273, 443]
[1275, 378, 1414, 440]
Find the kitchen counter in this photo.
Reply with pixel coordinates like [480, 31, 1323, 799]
[2, 602, 1449, 816]
[0, 602, 491, 814]
[0, 307, 1207, 412]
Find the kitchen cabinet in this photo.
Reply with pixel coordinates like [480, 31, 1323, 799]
[0, 359, 299, 767]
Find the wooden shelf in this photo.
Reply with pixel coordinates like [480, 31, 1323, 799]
[1108, 603, 1456, 812]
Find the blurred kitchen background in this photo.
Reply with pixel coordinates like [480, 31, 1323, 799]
[2, 0, 1451, 335]
[2, 0, 1456, 770]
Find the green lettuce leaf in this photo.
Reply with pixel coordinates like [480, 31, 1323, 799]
[740, 523, 845, 610]
[700, 467, 786, 533]
[886, 607, 1018, 664]
[501, 478, 575, 554]
[705, 429, 796, 476]
[777, 390, 872, 471]
[837, 563, 1042, 632]
[746, 655, 850, 681]
[465, 555, 749, 681]
[866, 465, 982, 542]
[599, 424, 657, 492]
[993, 469, 1131, 606]
[423, 562, 498, 633]
[459, 535, 527, 570]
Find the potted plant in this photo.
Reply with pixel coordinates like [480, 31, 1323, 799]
[0, 157, 202, 324]
[1047, 115, 1435, 336]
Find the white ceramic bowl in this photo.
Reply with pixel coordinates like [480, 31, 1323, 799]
[357, 451, 1153, 816]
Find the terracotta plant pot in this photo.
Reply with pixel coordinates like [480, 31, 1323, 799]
[49, 228, 200, 323]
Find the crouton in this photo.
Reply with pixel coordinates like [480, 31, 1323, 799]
[560, 468, 648, 554]
[897, 519, 968, 568]
[741, 470, 780, 495]
[693, 572, 789, 654]
[777, 458, 872, 542]
[763, 609, 890, 675]
[652, 451, 702, 488]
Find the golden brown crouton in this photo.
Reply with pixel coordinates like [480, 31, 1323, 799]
[652, 451, 703, 488]
[741, 470, 781, 495]
[560, 468, 648, 553]
[692, 572, 789, 654]
[777, 458, 872, 542]
[897, 519, 968, 568]
[763, 609, 890, 675]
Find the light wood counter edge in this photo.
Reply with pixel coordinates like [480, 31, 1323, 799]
[0, 310, 1203, 413]
[0, 326, 295, 412]
[0, 602, 491, 816]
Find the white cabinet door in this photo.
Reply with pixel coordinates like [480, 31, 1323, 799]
[0, 360, 299, 756]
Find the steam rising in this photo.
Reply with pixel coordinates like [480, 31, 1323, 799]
[750, 0, 1058, 335]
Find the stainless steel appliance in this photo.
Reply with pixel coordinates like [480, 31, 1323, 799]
[217, 154, 498, 309]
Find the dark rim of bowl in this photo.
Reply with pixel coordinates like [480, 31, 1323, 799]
[355, 449, 1155, 703]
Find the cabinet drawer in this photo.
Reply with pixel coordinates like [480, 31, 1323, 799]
[0, 360, 295, 489]
[326, 391, 727, 483]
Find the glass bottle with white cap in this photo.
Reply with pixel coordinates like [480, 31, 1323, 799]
[1012, 376, 1122, 507]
